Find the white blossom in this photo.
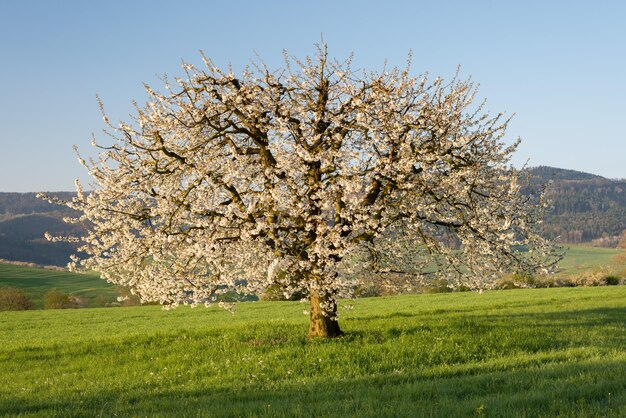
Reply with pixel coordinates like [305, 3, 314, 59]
[41, 44, 559, 337]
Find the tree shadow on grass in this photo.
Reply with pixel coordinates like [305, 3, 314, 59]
[346, 305, 626, 343]
[457, 306, 626, 345]
[482, 306, 626, 327]
[2, 358, 625, 417]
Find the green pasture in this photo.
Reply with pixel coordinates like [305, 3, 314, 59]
[556, 245, 625, 275]
[0, 263, 117, 308]
[1, 286, 626, 417]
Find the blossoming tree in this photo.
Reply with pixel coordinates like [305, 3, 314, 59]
[42, 45, 557, 338]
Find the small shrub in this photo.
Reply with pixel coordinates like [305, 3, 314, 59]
[612, 252, 626, 265]
[537, 271, 624, 288]
[0, 287, 34, 311]
[495, 273, 537, 290]
[495, 277, 521, 290]
[44, 288, 68, 309]
[353, 283, 385, 298]
[572, 271, 612, 287]
[43, 288, 80, 309]
[69, 295, 88, 308]
[421, 279, 454, 294]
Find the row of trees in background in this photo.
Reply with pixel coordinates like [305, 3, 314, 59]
[0, 287, 79, 311]
[0, 192, 76, 221]
[0, 286, 144, 311]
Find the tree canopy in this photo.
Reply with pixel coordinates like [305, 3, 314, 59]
[42, 45, 558, 337]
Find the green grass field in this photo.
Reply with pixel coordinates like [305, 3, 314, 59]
[0, 263, 117, 308]
[556, 245, 624, 275]
[1, 286, 626, 417]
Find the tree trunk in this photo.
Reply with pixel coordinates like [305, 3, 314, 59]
[308, 291, 343, 338]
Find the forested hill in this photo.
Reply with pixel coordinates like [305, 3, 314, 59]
[1, 167, 626, 266]
[526, 166, 605, 182]
[0, 192, 81, 266]
[0, 192, 76, 220]
[525, 166, 626, 245]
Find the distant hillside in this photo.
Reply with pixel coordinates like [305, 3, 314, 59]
[0, 192, 76, 221]
[525, 166, 626, 245]
[0, 192, 81, 266]
[526, 166, 605, 182]
[1, 166, 625, 267]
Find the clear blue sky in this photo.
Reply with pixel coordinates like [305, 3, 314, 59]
[1, 0, 624, 192]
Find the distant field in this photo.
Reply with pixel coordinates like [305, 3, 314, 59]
[0, 263, 117, 308]
[556, 245, 625, 275]
[1, 245, 625, 310]
[1, 287, 625, 417]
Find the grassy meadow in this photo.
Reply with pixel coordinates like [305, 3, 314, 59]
[2, 286, 626, 417]
[556, 245, 625, 276]
[1, 245, 626, 416]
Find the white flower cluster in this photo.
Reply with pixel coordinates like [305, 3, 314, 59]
[41, 45, 558, 320]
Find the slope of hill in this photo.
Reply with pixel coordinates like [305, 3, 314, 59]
[0, 192, 76, 221]
[0, 166, 625, 268]
[0, 262, 117, 308]
[0, 213, 84, 266]
[526, 166, 604, 182]
[525, 166, 626, 244]
[0, 192, 80, 266]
